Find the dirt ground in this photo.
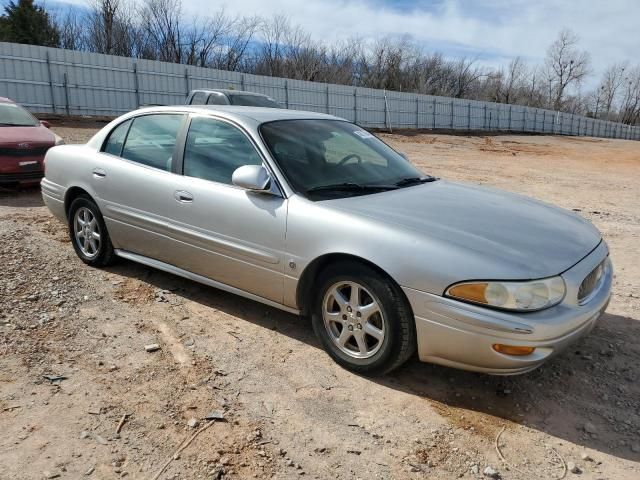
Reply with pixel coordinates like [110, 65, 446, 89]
[1, 125, 639, 480]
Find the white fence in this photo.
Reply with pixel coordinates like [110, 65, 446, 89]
[0, 42, 638, 140]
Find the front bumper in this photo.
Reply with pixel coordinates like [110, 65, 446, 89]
[403, 241, 612, 374]
[0, 155, 45, 184]
[0, 170, 44, 184]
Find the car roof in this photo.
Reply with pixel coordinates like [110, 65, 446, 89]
[190, 89, 269, 97]
[133, 105, 344, 124]
[86, 105, 347, 151]
[0, 97, 15, 104]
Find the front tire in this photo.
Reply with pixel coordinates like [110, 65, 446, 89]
[68, 195, 115, 267]
[311, 261, 416, 375]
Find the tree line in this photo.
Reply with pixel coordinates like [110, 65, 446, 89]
[1, 0, 639, 125]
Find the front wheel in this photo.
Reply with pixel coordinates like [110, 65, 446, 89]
[311, 262, 416, 375]
[68, 195, 115, 267]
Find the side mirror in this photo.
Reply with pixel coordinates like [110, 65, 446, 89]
[232, 164, 271, 192]
[40, 120, 51, 129]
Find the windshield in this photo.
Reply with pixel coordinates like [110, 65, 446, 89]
[229, 94, 281, 108]
[260, 119, 427, 199]
[0, 103, 39, 126]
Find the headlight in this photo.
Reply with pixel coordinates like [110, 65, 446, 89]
[445, 276, 566, 311]
[54, 134, 65, 146]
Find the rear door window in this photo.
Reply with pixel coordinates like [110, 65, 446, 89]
[120, 114, 184, 171]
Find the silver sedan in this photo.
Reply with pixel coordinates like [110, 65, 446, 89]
[41, 106, 612, 375]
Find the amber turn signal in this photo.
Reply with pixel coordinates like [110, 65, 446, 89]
[447, 282, 488, 304]
[492, 344, 535, 356]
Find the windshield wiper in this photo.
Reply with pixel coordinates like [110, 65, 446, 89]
[394, 176, 438, 187]
[306, 182, 398, 194]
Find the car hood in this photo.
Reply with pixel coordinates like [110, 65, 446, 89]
[326, 180, 601, 280]
[0, 125, 55, 145]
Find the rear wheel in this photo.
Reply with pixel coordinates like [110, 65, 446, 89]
[68, 195, 115, 267]
[311, 261, 416, 375]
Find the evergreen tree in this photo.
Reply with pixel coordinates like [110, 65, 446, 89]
[0, 0, 60, 47]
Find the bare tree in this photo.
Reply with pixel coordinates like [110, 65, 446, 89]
[499, 57, 526, 104]
[598, 63, 627, 120]
[138, 0, 183, 63]
[56, 8, 85, 51]
[619, 66, 640, 125]
[85, 0, 133, 56]
[215, 14, 260, 72]
[545, 29, 590, 110]
[451, 57, 484, 98]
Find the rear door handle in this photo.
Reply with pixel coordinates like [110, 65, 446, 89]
[174, 190, 193, 203]
[92, 168, 106, 178]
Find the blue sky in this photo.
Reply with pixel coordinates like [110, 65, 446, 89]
[37, 0, 640, 85]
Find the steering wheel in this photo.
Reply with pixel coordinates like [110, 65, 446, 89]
[337, 154, 362, 166]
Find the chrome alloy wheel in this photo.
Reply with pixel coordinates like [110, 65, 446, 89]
[322, 281, 386, 359]
[73, 207, 101, 258]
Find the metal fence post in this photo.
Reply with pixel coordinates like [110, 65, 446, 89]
[284, 80, 289, 108]
[353, 88, 357, 124]
[63, 72, 70, 115]
[240, 74, 245, 91]
[383, 89, 391, 132]
[450, 99, 454, 128]
[45, 51, 56, 113]
[570, 114, 575, 135]
[483, 105, 487, 129]
[432, 98, 437, 129]
[416, 96, 420, 129]
[508, 105, 512, 131]
[325, 85, 330, 114]
[467, 102, 471, 131]
[133, 63, 140, 108]
[184, 68, 190, 97]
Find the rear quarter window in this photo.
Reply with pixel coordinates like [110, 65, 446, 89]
[102, 119, 132, 156]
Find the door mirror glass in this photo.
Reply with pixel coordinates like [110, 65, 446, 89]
[232, 165, 271, 192]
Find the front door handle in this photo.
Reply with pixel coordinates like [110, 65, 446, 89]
[92, 168, 106, 178]
[174, 190, 193, 203]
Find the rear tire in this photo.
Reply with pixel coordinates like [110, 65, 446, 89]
[311, 261, 416, 375]
[68, 195, 115, 267]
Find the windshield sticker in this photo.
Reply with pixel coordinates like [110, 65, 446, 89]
[354, 130, 374, 139]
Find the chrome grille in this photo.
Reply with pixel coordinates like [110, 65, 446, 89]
[578, 260, 606, 304]
[0, 146, 50, 157]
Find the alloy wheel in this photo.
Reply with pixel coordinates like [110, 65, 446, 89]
[322, 281, 386, 359]
[73, 206, 101, 259]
